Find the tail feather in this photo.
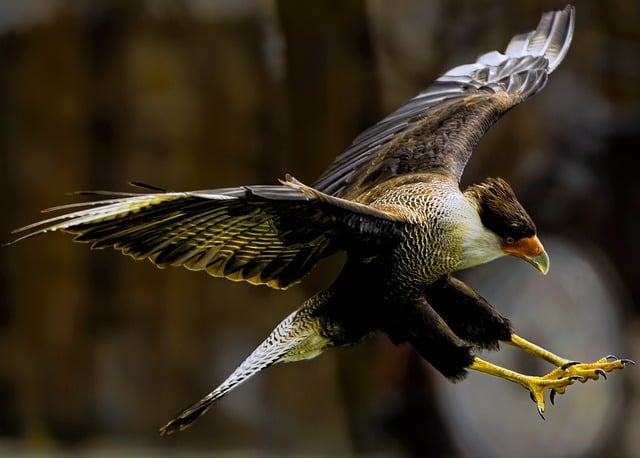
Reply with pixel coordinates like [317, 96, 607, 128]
[159, 308, 322, 435]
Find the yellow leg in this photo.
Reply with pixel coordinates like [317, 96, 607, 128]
[470, 336, 634, 417]
[508, 333, 633, 382]
[469, 357, 582, 418]
[508, 334, 571, 366]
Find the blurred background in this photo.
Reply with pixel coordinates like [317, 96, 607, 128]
[0, 0, 639, 456]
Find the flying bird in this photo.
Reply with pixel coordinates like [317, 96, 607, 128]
[8, 5, 632, 435]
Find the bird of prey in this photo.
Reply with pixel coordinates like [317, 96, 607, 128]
[8, 5, 632, 435]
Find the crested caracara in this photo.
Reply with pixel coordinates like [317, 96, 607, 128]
[8, 4, 632, 435]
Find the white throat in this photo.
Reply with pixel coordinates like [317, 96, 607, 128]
[457, 199, 505, 271]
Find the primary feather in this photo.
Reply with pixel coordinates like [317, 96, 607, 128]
[313, 6, 574, 197]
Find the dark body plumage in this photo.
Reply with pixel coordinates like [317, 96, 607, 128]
[8, 5, 632, 434]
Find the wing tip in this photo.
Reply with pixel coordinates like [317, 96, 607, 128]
[548, 4, 576, 72]
[505, 4, 575, 73]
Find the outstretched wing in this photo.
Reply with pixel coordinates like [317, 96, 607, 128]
[9, 178, 404, 289]
[313, 5, 574, 199]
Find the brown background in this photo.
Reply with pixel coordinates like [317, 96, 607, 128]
[1, 0, 639, 456]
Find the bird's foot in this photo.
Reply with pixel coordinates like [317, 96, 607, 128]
[544, 355, 634, 405]
[469, 354, 634, 418]
[558, 355, 634, 381]
[469, 357, 583, 418]
[522, 372, 585, 419]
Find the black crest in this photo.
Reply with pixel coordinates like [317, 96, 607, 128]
[466, 177, 536, 240]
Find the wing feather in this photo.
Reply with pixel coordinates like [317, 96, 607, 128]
[313, 5, 575, 198]
[9, 181, 403, 289]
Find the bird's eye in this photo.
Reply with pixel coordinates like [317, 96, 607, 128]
[505, 237, 515, 245]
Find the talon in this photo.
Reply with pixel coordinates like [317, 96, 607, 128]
[561, 361, 580, 370]
[537, 405, 545, 420]
[605, 355, 618, 362]
[550, 389, 556, 405]
[569, 375, 585, 382]
[621, 359, 636, 366]
[595, 368, 607, 380]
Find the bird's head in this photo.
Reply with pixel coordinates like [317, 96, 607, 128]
[464, 177, 549, 274]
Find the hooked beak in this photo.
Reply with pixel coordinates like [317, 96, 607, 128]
[525, 249, 550, 275]
[502, 235, 550, 275]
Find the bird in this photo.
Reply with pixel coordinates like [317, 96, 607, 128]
[7, 4, 632, 436]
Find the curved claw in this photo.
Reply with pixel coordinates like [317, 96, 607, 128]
[569, 375, 586, 382]
[550, 389, 557, 405]
[561, 361, 580, 370]
[595, 368, 607, 380]
[537, 405, 545, 420]
[605, 355, 635, 366]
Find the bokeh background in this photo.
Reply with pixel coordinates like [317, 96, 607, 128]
[1, 0, 639, 456]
